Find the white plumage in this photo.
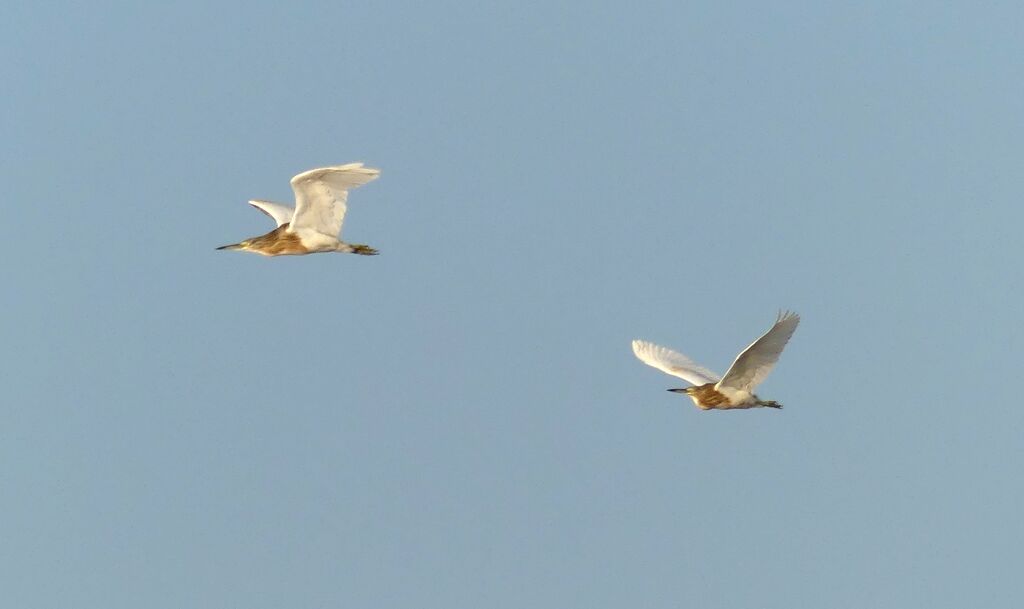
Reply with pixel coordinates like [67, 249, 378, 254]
[717, 311, 800, 395]
[632, 311, 800, 410]
[247, 200, 294, 227]
[218, 163, 381, 256]
[288, 163, 379, 241]
[630, 340, 721, 386]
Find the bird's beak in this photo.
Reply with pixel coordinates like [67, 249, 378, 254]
[216, 241, 247, 251]
[667, 388, 688, 394]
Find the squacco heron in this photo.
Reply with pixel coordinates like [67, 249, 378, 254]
[218, 163, 380, 256]
[632, 311, 800, 410]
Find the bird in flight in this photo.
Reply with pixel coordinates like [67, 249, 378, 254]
[632, 311, 800, 410]
[218, 163, 381, 256]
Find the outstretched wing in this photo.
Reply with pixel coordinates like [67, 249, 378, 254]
[717, 311, 800, 393]
[632, 339, 721, 386]
[248, 200, 294, 227]
[288, 163, 380, 237]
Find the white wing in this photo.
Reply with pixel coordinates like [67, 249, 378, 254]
[717, 311, 800, 393]
[288, 163, 380, 237]
[632, 340, 721, 386]
[248, 200, 294, 227]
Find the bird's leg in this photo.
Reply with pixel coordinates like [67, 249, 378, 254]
[350, 244, 379, 256]
[758, 400, 783, 409]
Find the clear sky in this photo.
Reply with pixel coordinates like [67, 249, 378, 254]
[3, 2, 1023, 607]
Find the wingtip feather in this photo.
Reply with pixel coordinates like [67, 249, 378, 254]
[776, 310, 800, 325]
[290, 162, 382, 187]
[631, 339, 654, 359]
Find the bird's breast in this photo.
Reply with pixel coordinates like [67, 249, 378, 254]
[293, 228, 343, 252]
[689, 384, 733, 409]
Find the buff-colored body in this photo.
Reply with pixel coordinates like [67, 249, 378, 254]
[218, 163, 380, 257]
[633, 311, 799, 411]
[230, 224, 377, 256]
[672, 384, 781, 410]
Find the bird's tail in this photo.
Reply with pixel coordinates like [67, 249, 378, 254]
[351, 244, 378, 256]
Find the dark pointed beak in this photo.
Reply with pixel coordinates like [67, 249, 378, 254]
[667, 388, 687, 393]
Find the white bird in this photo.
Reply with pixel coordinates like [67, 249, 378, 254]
[218, 163, 381, 256]
[632, 311, 800, 410]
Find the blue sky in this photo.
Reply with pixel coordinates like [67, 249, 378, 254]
[3, 2, 1022, 607]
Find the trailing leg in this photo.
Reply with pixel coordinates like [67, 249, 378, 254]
[350, 244, 379, 256]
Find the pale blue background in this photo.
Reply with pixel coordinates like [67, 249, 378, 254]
[3, 2, 1022, 607]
